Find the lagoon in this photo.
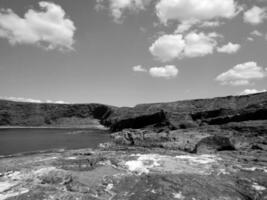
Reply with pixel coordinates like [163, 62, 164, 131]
[0, 128, 110, 156]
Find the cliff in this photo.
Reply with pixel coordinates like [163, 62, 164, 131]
[0, 92, 267, 131]
[103, 92, 267, 131]
[0, 100, 114, 127]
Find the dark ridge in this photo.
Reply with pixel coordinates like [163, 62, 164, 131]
[0, 92, 267, 131]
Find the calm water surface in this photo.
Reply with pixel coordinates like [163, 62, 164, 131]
[0, 128, 110, 156]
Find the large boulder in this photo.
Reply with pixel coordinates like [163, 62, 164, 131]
[194, 135, 235, 154]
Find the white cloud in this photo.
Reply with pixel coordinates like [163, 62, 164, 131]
[0, 2, 76, 50]
[244, 6, 267, 25]
[183, 32, 218, 58]
[175, 20, 197, 33]
[217, 42, 241, 54]
[156, 0, 238, 24]
[149, 65, 178, 78]
[149, 34, 185, 62]
[240, 89, 266, 95]
[133, 65, 147, 72]
[216, 61, 267, 86]
[0, 97, 68, 104]
[200, 21, 221, 28]
[149, 31, 218, 62]
[251, 30, 263, 37]
[96, 0, 152, 22]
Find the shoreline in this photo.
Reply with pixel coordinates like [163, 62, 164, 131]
[0, 125, 109, 130]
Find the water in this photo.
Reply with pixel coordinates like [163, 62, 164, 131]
[0, 128, 110, 156]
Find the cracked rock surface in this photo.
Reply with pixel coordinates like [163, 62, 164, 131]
[0, 147, 266, 200]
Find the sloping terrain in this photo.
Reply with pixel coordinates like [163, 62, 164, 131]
[0, 148, 266, 200]
[0, 100, 114, 127]
[0, 92, 266, 131]
[103, 92, 267, 131]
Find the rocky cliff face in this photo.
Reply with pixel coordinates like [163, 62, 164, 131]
[0, 100, 114, 127]
[103, 92, 267, 132]
[0, 92, 267, 131]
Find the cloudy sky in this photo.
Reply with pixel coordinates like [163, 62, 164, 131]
[0, 0, 267, 106]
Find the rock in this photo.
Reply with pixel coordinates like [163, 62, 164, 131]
[251, 144, 267, 151]
[0, 148, 266, 200]
[194, 136, 235, 154]
[35, 168, 72, 185]
[2, 92, 267, 133]
[107, 110, 168, 132]
[112, 129, 212, 153]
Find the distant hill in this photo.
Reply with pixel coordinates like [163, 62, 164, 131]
[0, 101, 114, 128]
[0, 92, 267, 131]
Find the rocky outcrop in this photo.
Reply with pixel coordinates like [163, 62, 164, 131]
[1, 92, 267, 131]
[106, 110, 169, 132]
[0, 148, 266, 200]
[191, 102, 267, 125]
[106, 92, 267, 129]
[194, 135, 235, 154]
[111, 123, 267, 154]
[111, 128, 236, 153]
[105, 92, 267, 131]
[0, 100, 114, 127]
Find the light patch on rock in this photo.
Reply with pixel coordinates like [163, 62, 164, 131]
[125, 155, 158, 174]
[124, 154, 221, 175]
[0, 182, 17, 193]
[33, 166, 57, 176]
[252, 183, 266, 191]
[241, 166, 267, 173]
[6, 171, 22, 181]
[105, 183, 116, 200]
[173, 192, 185, 199]
[37, 156, 58, 162]
[217, 168, 230, 175]
[106, 183, 113, 191]
[65, 156, 77, 160]
[175, 154, 219, 164]
[0, 188, 29, 200]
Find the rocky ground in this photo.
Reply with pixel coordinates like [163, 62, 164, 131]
[0, 144, 266, 200]
[0, 93, 267, 199]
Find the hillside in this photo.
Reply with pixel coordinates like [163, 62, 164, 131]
[0, 92, 267, 131]
[0, 100, 114, 128]
[103, 92, 267, 131]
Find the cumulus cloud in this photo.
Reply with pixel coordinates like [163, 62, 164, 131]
[149, 65, 178, 78]
[155, 0, 238, 25]
[0, 96, 68, 104]
[217, 42, 241, 54]
[149, 34, 185, 62]
[244, 6, 267, 25]
[96, 0, 152, 22]
[0, 1, 76, 50]
[183, 32, 218, 58]
[251, 30, 263, 37]
[240, 89, 266, 95]
[150, 31, 218, 62]
[216, 62, 267, 86]
[132, 65, 147, 72]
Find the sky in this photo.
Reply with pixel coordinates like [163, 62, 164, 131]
[0, 0, 267, 107]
